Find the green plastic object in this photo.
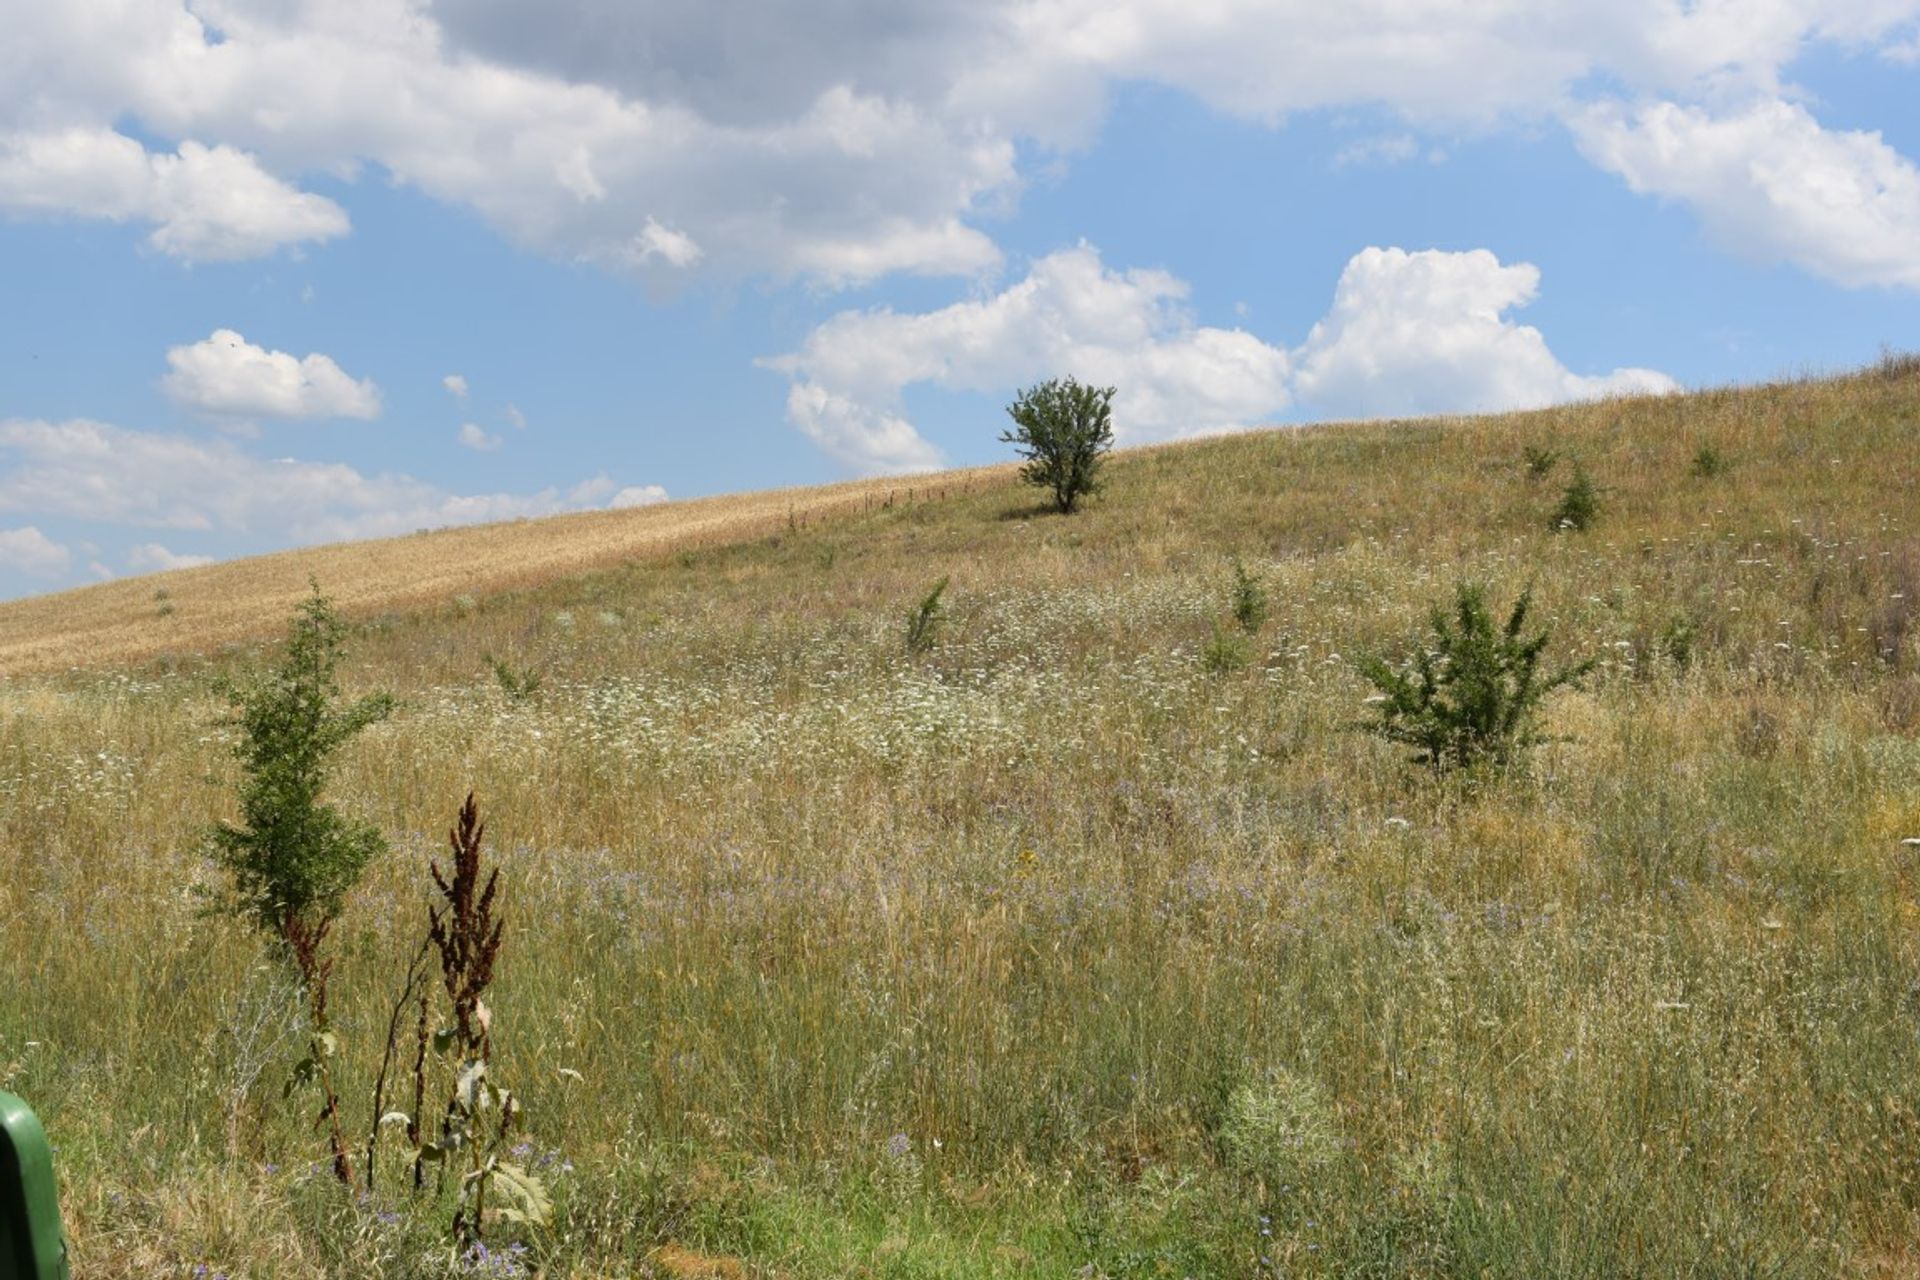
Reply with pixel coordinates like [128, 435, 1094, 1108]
[0, 1091, 69, 1280]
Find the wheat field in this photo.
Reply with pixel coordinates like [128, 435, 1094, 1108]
[2, 361, 1919, 1277]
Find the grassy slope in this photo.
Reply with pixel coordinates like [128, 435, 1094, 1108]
[0, 465, 1008, 676]
[2, 363, 1920, 1277]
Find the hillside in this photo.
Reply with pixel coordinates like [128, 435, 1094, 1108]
[0, 465, 1008, 676]
[3, 361, 1920, 1278]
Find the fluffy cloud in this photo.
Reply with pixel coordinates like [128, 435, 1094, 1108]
[127, 542, 215, 572]
[609, 484, 669, 508]
[4, 0, 1916, 286]
[457, 423, 503, 451]
[613, 218, 703, 270]
[162, 329, 382, 420]
[0, 127, 347, 261]
[0, 0, 1008, 286]
[1291, 248, 1680, 418]
[430, 0, 1919, 139]
[444, 374, 470, 398]
[769, 244, 1675, 472]
[763, 243, 1293, 472]
[0, 418, 647, 545]
[1573, 97, 1920, 290]
[0, 526, 71, 578]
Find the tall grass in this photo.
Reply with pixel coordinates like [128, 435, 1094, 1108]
[1, 365, 1918, 1275]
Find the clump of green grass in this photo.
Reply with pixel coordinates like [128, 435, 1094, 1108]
[1218, 1070, 1342, 1183]
[1200, 623, 1251, 675]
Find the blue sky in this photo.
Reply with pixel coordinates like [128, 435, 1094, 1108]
[1, 1, 1917, 596]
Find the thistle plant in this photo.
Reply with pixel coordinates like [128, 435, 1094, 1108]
[1357, 583, 1593, 773]
[904, 576, 950, 656]
[486, 653, 544, 702]
[210, 583, 392, 1186]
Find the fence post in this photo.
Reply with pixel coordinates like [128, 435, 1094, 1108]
[0, 1091, 69, 1280]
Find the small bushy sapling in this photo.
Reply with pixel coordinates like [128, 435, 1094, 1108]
[1229, 557, 1268, 635]
[1550, 465, 1600, 532]
[210, 584, 393, 1185]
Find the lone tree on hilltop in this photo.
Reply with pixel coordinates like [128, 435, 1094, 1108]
[1002, 376, 1116, 514]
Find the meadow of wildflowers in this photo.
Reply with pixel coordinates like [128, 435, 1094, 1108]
[1, 361, 1918, 1275]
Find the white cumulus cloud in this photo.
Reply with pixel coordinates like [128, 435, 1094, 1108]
[609, 484, 669, 508]
[457, 423, 503, 452]
[1291, 247, 1680, 419]
[163, 329, 382, 421]
[611, 217, 703, 270]
[5, 0, 1916, 288]
[0, 418, 635, 545]
[1572, 97, 1920, 291]
[0, 526, 71, 577]
[763, 243, 1293, 472]
[127, 542, 215, 572]
[768, 243, 1676, 472]
[0, 127, 348, 261]
[444, 374, 470, 398]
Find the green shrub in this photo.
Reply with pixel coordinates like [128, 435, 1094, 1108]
[1690, 444, 1728, 478]
[1001, 377, 1117, 515]
[1550, 465, 1600, 531]
[212, 585, 393, 938]
[1522, 445, 1559, 478]
[209, 584, 393, 1184]
[1357, 583, 1593, 772]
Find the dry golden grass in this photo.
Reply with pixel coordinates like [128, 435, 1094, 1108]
[0, 464, 1012, 675]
